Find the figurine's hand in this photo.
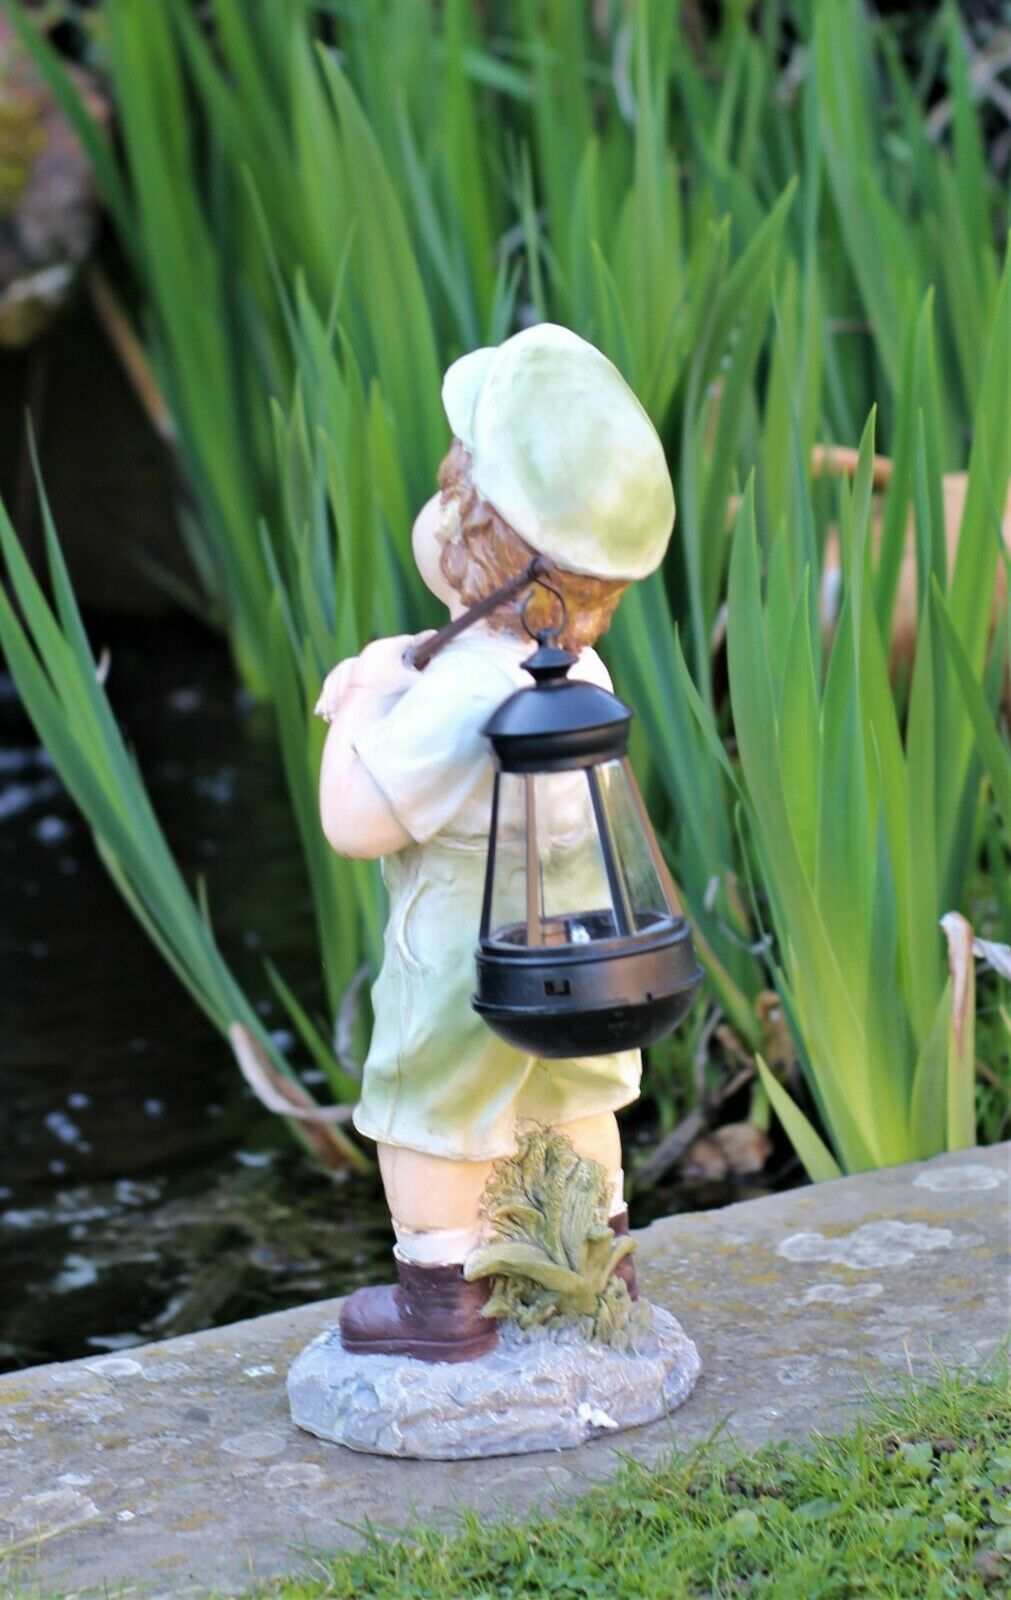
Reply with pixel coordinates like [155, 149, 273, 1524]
[350, 632, 435, 697]
[314, 657, 358, 723]
[314, 632, 435, 722]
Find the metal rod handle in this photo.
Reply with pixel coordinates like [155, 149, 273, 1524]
[406, 557, 548, 671]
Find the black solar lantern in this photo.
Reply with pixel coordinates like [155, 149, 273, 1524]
[473, 632, 704, 1058]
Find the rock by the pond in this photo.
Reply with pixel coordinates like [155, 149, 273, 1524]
[288, 1304, 700, 1458]
[0, 1143, 1007, 1598]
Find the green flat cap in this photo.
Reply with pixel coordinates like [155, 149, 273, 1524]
[442, 324, 675, 582]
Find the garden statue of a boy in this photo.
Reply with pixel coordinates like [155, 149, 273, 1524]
[290, 325, 700, 1457]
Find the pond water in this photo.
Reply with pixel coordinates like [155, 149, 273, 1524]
[0, 612, 785, 1374]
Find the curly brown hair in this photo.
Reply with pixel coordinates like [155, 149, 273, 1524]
[435, 441, 628, 653]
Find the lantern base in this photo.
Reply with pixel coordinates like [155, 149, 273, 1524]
[288, 1300, 700, 1460]
[474, 913, 703, 1057]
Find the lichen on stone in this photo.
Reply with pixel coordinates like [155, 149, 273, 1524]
[463, 1126, 637, 1346]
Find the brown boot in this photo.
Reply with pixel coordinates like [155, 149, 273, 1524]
[339, 1257, 499, 1364]
[610, 1209, 639, 1301]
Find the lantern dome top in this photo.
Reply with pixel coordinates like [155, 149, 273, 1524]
[481, 640, 632, 773]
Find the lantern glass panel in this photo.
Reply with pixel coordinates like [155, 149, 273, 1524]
[594, 758, 669, 926]
[534, 770, 613, 946]
[488, 773, 528, 939]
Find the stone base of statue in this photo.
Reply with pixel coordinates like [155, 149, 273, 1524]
[287, 1300, 700, 1460]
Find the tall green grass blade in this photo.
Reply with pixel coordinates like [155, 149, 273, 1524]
[755, 1058, 843, 1183]
[0, 491, 368, 1169]
[933, 586, 1011, 825]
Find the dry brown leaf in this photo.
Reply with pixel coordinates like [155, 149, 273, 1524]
[940, 913, 976, 1068]
[711, 1120, 773, 1176]
[229, 1022, 356, 1174]
[680, 1134, 728, 1181]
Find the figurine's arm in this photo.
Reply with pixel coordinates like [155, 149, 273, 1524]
[318, 635, 428, 861]
[324, 635, 516, 860]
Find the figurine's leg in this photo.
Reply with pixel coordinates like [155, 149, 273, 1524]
[378, 1142, 494, 1263]
[554, 1110, 623, 1214]
[338, 1143, 499, 1363]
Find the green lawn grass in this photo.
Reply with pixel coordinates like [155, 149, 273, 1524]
[264, 1362, 1010, 1600]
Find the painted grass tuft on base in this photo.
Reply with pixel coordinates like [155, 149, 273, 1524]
[465, 1127, 636, 1346]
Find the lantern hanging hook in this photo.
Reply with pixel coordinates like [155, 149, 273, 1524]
[521, 573, 568, 644]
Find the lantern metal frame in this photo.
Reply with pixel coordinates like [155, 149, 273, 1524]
[472, 605, 703, 1059]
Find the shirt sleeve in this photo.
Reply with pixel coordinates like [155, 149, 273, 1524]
[352, 650, 514, 844]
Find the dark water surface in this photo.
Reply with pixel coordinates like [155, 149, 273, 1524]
[1, 614, 782, 1374]
[0, 615, 394, 1373]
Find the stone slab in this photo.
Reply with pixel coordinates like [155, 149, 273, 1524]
[288, 1304, 701, 1458]
[1, 1144, 1007, 1598]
